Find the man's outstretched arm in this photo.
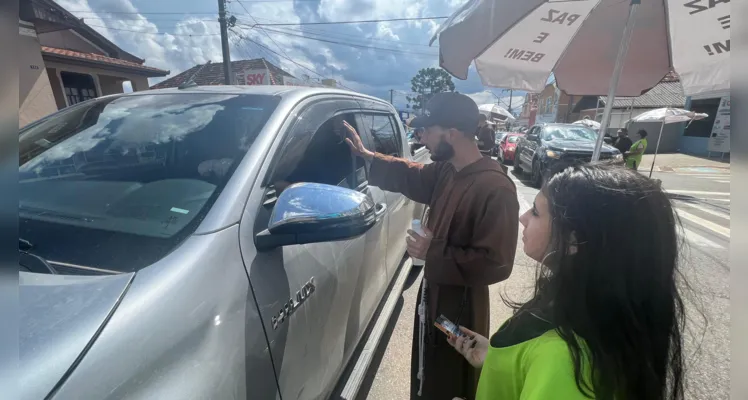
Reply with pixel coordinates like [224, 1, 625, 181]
[343, 121, 440, 205]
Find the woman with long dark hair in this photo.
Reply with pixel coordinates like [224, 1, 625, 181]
[448, 162, 687, 400]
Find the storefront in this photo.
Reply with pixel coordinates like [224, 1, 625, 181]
[679, 91, 730, 156]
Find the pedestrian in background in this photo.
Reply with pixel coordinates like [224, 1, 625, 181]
[625, 129, 648, 170]
[344, 92, 519, 399]
[476, 114, 495, 156]
[612, 128, 633, 156]
[448, 162, 688, 400]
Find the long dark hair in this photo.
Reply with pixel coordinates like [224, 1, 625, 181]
[513, 162, 687, 400]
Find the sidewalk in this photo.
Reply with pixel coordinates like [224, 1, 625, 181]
[637, 153, 730, 173]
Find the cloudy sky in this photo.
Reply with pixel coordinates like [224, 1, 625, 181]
[56, 0, 528, 111]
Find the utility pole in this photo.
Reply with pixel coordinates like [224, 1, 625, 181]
[508, 89, 513, 114]
[218, 0, 233, 85]
[390, 89, 394, 104]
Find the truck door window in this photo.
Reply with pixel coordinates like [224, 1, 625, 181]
[362, 114, 401, 157]
[274, 113, 359, 190]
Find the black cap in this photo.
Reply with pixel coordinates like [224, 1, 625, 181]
[409, 92, 480, 134]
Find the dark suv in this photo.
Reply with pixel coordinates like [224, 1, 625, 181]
[513, 123, 623, 187]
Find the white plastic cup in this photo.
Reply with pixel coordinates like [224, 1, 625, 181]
[411, 219, 426, 266]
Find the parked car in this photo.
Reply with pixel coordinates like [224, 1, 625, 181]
[491, 131, 507, 156]
[407, 127, 425, 155]
[498, 133, 523, 164]
[513, 123, 623, 187]
[17, 86, 428, 400]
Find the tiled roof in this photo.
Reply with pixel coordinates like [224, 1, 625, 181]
[600, 81, 686, 109]
[41, 46, 169, 77]
[150, 59, 294, 89]
[30, 0, 145, 64]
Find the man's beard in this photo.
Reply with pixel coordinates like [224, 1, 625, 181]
[430, 139, 455, 162]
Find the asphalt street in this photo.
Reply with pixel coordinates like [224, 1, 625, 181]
[357, 164, 730, 400]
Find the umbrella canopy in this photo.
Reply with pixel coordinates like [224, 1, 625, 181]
[432, 0, 730, 97]
[572, 119, 601, 129]
[478, 104, 516, 121]
[628, 108, 709, 124]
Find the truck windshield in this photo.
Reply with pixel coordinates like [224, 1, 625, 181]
[542, 126, 597, 142]
[19, 93, 279, 274]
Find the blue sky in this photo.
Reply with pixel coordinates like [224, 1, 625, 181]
[57, 0, 527, 111]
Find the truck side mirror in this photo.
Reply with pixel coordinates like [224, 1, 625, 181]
[255, 183, 378, 251]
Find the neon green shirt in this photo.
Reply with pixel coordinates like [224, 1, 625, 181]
[476, 329, 594, 400]
[626, 138, 648, 168]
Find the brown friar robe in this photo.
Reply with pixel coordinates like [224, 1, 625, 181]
[369, 154, 519, 400]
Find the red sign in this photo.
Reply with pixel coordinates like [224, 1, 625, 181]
[237, 69, 271, 85]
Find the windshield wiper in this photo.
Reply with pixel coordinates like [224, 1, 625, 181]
[19, 238, 58, 274]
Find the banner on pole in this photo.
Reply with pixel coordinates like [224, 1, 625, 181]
[707, 96, 730, 153]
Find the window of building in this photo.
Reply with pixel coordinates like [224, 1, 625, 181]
[683, 98, 721, 137]
[60, 71, 98, 106]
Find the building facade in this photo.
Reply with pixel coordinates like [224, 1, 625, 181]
[150, 59, 297, 89]
[19, 0, 169, 127]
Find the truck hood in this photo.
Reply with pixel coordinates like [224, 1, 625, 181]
[547, 140, 616, 153]
[19, 271, 134, 400]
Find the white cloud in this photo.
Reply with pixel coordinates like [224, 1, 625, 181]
[59, 0, 223, 86]
[375, 22, 400, 41]
[53, 0, 518, 103]
[465, 91, 526, 114]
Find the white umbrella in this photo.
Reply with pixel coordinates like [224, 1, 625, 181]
[628, 108, 708, 177]
[572, 119, 601, 129]
[478, 103, 516, 121]
[431, 0, 730, 161]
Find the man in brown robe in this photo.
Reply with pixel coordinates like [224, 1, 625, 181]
[344, 93, 519, 399]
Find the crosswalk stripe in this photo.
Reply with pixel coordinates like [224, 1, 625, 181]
[666, 190, 729, 196]
[694, 176, 729, 180]
[676, 209, 730, 238]
[681, 228, 725, 249]
[715, 180, 729, 183]
[673, 173, 730, 176]
[679, 202, 730, 220]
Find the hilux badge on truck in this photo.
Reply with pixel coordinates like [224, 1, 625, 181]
[272, 277, 316, 330]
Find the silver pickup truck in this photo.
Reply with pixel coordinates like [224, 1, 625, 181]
[17, 86, 429, 399]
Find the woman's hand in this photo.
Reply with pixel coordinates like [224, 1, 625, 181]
[447, 327, 489, 369]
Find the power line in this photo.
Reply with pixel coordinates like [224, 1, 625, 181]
[231, 30, 353, 91]
[84, 24, 221, 36]
[62, 10, 219, 15]
[245, 16, 448, 27]
[78, 16, 219, 22]
[232, 15, 436, 48]
[266, 25, 437, 52]
[232, 1, 294, 68]
[240, 25, 438, 57]
[236, 0, 322, 2]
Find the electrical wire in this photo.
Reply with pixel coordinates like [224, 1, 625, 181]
[260, 25, 437, 53]
[83, 24, 221, 36]
[244, 16, 448, 26]
[62, 10, 220, 15]
[238, 25, 438, 57]
[232, 1, 295, 68]
[232, 15, 436, 48]
[78, 16, 219, 22]
[230, 29, 354, 91]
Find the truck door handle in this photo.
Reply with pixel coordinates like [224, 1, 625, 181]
[375, 203, 387, 221]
